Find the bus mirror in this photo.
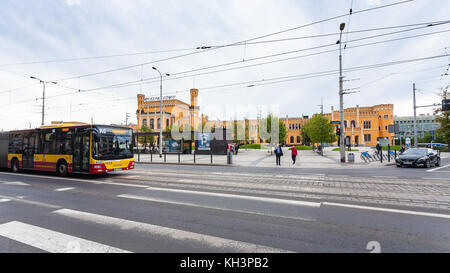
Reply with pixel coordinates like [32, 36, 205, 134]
[93, 132, 100, 142]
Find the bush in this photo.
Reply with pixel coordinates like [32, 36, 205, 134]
[371, 145, 401, 151]
[295, 146, 313, 150]
[241, 144, 262, 149]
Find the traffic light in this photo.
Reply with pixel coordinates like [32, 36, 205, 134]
[336, 128, 341, 136]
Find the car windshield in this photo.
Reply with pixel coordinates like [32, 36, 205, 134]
[402, 148, 427, 156]
[93, 127, 133, 160]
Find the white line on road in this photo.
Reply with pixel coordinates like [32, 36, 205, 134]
[118, 194, 316, 222]
[145, 187, 321, 208]
[0, 195, 62, 209]
[322, 202, 450, 220]
[55, 187, 75, 192]
[0, 172, 148, 188]
[0, 198, 11, 203]
[427, 164, 450, 172]
[53, 209, 290, 253]
[0, 221, 130, 253]
[2, 181, 30, 186]
[371, 176, 396, 179]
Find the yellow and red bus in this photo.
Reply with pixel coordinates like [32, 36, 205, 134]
[0, 123, 135, 176]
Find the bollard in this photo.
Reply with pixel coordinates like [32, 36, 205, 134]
[211, 151, 213, 164]
[388, 145, 390, 163]
[164, 152, 166, 163]
[380, 150, 383, 163]
[194, 151, 196, 164]
[178, 152, 180, 164]
[151, 150, 153, 162]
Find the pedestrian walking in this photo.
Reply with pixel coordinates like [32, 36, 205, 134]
[290, 146, 298, 165]
[376, 143, 382, 155]
[274, 144, 283, 166]
[400, 144, 406, 154]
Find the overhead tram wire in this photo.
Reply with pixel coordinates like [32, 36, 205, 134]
[4, 26, 449, 104]
[2, 53, 449, 109]
[50, 0, 414, 82]
[72, 26, 450, 94]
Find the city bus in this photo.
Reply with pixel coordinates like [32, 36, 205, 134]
[0, 123, 135, 176]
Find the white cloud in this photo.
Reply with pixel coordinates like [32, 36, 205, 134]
[66, 0, 81, 6]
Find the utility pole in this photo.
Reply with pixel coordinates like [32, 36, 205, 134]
[413, 83, 418, 148]
[125, 113, 130, 126]
[30, 76, 57, 126]
[338, 23, 346, 163]
[152, 67, 170, 158]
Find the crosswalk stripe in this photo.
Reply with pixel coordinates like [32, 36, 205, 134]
[0, 221, 130, 253]
[53, 209, 290, 253]
[55, 187, 75, 192]
[145, 187, 320, 207]
[118, 194, 316, 222]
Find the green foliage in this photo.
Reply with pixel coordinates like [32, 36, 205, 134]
[435, 88, 450, 147]
[138, 125, 155, 147]
[302, 114, 337, 144]
[295, 146, 313, 150]
[242, 144, 262, 149]
[260, 114, 287, 144]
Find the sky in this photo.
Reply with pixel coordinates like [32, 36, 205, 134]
[0, 0, 449, 130]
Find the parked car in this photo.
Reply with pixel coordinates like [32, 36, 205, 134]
[396, 148, 441, 168]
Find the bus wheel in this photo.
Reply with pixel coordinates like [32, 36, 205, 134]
[11, 159, 19, 173]
[57, 162, 68, 177]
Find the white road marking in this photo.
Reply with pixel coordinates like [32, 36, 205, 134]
[55, 187, 75, 192]
[322, 202, 450, 220]
[0, 172, 147, 188]
[0, 221, 130, 253]
[427, 164, 450, 172]
[424, 177, 450, 180]
[0, 195, 61, 209]
[118, 194, 315, 222]
[146, 187, 321, 208]
[3, 181, 30, 186]
[53, 209, 290, 253]
[372, 176, 396, 179]
[0, 198, 11, 203]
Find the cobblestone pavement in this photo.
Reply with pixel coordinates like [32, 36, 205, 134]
[111, 166, 450, 211]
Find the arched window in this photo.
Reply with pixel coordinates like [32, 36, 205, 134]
[142, 119, 147, 127]
[157, 118, 161, 129]
[297, 136, 301, 143]
[351, 120, 356, 128]
[150, 119, 154, 129]
[290, 136, 294, 143]
[166, 119, 170, 128]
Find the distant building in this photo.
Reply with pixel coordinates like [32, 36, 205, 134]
[323, 104, 395, 146]
[394, 114, 441, 140]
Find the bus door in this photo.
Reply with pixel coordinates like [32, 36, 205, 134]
[73, 132, 90, 173]
[22, 132, 36, 169]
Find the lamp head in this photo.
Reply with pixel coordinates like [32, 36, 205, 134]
[340, 23, 346, 31]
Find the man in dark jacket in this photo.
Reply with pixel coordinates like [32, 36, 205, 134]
[275, 144, 283, 166]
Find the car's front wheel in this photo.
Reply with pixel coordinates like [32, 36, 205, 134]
[435, 158, 441, 167]
[425, 159, 431, 168]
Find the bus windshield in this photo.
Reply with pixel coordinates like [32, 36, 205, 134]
[93, 126, 133, 160]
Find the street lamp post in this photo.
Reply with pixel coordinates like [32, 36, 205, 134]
[338, 23, 346, 163]
[30, 76, 57, 126]
[152, 67, 170, 158]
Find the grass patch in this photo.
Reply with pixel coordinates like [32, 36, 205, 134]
[240, 144, 263, 149]
[294, 146, 313, 150]
[370, 145, 400, 151]
[332, 148, 359, 151]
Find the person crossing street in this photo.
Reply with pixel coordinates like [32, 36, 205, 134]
[275, 144, 283, 166]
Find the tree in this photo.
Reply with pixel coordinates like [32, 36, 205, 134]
[419, 132, 433, 144]
[260, 114, 287, 144]
[303, 114, 337, 144]
[434, 87, 450, 148]
[301, 121, 311, 145]
[138, 125, 154, 151]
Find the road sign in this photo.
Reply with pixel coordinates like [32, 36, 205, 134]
[330, 121, 341, 125]
[379, 139, 389, 147]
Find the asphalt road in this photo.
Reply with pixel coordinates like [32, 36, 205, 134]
[0, 164, 449, 253]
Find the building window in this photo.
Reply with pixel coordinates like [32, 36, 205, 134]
[363, 121, 371, 129]
[384, 115, 388, 119]
[351, 120, 356, 128]
[157, 118, 161, 129]
[143, 119, 147, 127]
[364, 134, 371, 142]
[166, 119, 170, 128]
[297, 136, 301, 143]
[289, 124, 292, 129]
[290, 136, 294, 143]
[150, 119, 154, 129]
[344, 121, 348, 128]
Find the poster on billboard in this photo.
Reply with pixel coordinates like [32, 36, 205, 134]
[197, 133, 211, 151]
[164, 139, 182, 153]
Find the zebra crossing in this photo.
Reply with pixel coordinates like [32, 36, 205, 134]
[0, 199, 289, 253]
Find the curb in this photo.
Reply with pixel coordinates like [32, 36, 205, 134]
[135, 162, 232, 167]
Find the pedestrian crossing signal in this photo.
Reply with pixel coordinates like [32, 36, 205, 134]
[336, 128, 341, 136]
